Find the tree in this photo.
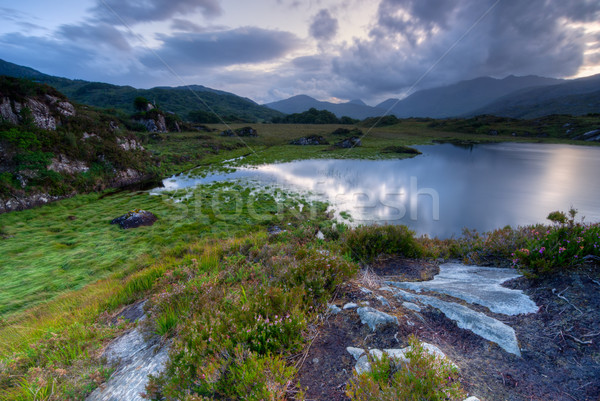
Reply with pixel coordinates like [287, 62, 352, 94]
[134, 96, 150, 112]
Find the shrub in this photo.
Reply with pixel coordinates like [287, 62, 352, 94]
[345, 225, 423, 262]
[512, 210, 600, 276]
[346, 335, 465, 401]
[223, 350, 295, 400]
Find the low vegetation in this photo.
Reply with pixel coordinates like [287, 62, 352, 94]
[272, 108, 359, 124]
[346, 336, 465, 401]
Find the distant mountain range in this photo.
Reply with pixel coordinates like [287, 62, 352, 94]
[468, 74, 600, 118]
[267, 74, 600, 120]
[2, 58, 599, 122]
[0, 59, 282, 122]
[265, 95, 388, 119]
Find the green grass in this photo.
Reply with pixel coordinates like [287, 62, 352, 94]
[0, 178, 321, 318]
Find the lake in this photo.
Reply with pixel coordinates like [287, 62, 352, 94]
[152, 143, 600, 238]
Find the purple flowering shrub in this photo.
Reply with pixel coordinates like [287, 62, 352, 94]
[512, 209, 600, 276]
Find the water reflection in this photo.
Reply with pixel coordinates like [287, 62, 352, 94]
[152, 143, 600, 238]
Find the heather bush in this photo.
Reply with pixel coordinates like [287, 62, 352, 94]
[512, 210, 600, 276]
[345, 224, 423, 262]
[346, 335, 465, 401]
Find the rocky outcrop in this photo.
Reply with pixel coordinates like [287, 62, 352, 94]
[111, 168, 147, 187]
[290, 135, 329, 145]
[110, 209, 158, 229]
[48, 154, 89, 175]
[0, 97, 19, 124]
[0, 193, 67, 214]
[0, 95, 76, 130]
[137, 114, 167, 133]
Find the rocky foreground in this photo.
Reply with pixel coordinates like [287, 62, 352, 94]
[89, 258, 600, 400]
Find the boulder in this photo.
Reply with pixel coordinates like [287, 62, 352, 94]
[334, 136, 361, 148]
[236, 126, 258, 137]
[290, 135, 329, 145]
[110, 209, 157, 229]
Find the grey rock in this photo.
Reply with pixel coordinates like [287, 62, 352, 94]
[360, 287, 373, 295]
[354, 354, 371, 375]
[328, 304, 341, 314]
[86, 327, 169, 401]
[376, 295, 389, 306]
[463, 397, 481, 401]
[357, 307, 398, 331]
[350, 343, 453, 374]
[402, 302, 421, 312]
[49, 154, 89, 175]
[346, 347, 365, 361]
[0, 97, 19, 124]
[343, 302, 358, 310]
[386, 263, 538, 315]
[118, 137, 144, 151]
[369, 349, 383, 360]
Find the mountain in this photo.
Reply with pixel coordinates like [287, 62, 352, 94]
[377, 75, 564, 118]
[265, 95, 387, 120]
[468, 74, 600, 118]
[0, 59, 283, 122]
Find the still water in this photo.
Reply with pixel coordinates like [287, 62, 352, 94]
[153, 143, 600, 238]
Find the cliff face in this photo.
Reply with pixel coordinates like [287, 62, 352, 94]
[0, 95, 76, 130]
[0, 76, 157, 214]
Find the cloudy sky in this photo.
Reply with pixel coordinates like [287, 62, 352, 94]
[1, 0, 600, 105]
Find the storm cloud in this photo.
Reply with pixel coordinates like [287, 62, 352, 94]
[143, 27, 301, 70]
[93, 0, 222, 23]
[309, 9, 339, 41]
[333, 0, 600, 99]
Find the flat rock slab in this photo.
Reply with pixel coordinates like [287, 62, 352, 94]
[87, 328, 169, 401]
[392, 289, 521, 356]
[386, 263, 538, 315]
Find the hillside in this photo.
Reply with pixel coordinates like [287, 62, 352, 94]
[0, 76, 156, 213]
[378, 75, 563, 118]
[266, 94, 387, 119]
[0, 59, 283, 123]
[469, 74, 600, 118]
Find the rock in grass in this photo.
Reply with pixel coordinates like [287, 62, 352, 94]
[289, 135, 329, 145]
[110, 209, 157, 229]
[357, 306, 398, 331]
[334, 136, 361, 148]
